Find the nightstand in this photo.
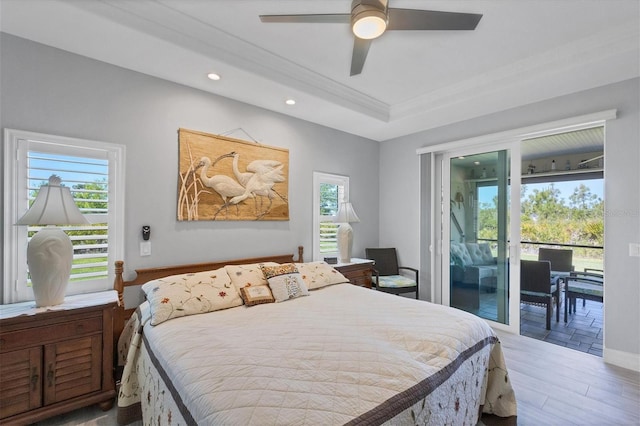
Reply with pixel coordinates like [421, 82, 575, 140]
[334, 258, 375, 288]
[0, 291, 118, 424]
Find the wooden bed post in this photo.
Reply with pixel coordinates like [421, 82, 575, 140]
[297, 245, 304, 263]
[114, 260, 125, 307]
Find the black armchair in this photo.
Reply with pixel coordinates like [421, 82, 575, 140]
[365, 248, 419, 299]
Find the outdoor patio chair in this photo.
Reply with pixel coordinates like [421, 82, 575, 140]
[521, 259, 558, 330]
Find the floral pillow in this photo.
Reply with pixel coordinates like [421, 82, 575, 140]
[141, 268, 242, 325]
[225, 262, 279, 292]
[261, 263, 309, 302]
[294, 261, 349, 290]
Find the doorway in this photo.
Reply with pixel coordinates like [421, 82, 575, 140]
[518, 126, 605, 355]
[441, 142, 522, 334]
[425, 112, 612, 343]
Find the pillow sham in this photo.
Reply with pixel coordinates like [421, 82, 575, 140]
[294, 261, 350, 290]
[225, 262, 279, 292]
[261, 263, 309, 302]
[141, 268, 242, 325]
[239, 285, 275, 306]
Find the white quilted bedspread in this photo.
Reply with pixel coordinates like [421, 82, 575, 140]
[118, 284, 516, 425]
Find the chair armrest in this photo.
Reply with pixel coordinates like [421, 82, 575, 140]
[398, 266, 419, 286]
[371, 268, 380, 287]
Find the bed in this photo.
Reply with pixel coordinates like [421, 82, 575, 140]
[114, 247, 516, 425]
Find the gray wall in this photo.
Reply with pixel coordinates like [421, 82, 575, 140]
[380, 78, 640, 366]
[3, 32, 638, 368]
[0, 34, 380, 303]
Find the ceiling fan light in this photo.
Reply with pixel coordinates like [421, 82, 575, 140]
[352, 8, 387, 39]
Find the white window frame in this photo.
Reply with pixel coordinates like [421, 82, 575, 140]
[3, 129, 125, 303]
[312, 172, 350, 261]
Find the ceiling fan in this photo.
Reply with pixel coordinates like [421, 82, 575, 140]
[259, 0, 482, 76]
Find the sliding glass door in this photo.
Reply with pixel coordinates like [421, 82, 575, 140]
[443, 144, 521, 332]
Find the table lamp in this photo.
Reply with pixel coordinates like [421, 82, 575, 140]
[16, 175, 90, 307]
[334, 201, 360, 263]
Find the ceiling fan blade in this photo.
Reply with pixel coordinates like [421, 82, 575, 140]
[259, 14, 350, 24]
[350, 38, 372, 76]
[387, 9, 482, 31]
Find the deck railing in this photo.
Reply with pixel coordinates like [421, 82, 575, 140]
[477, 238, 604, 271]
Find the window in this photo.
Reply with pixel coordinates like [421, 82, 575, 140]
[3, 129, 125, 303]
[312, 172, 349, 260]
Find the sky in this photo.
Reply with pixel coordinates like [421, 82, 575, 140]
[478, 178, 604, 206]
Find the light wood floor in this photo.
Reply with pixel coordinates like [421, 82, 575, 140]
[34, 330, 640, 426]
[488, 329, 640, 425]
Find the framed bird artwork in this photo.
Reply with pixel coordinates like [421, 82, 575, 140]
[177, 128, 289, 221]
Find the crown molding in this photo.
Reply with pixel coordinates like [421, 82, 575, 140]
[83, 0, 391, 121]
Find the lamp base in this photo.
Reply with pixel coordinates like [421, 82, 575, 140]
[337, 223, 354, 263]
[27, 227, 73, 307]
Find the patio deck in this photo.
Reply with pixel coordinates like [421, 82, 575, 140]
[520, 296, 603, 356]
[475, 289, 603, 356]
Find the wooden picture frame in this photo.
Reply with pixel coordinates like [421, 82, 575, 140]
[177, 128, 289, 221]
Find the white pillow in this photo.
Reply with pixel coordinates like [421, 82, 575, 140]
[141, 268, 242, 325]
[261, 263, 309, 302]
[295, 261, 349, 290]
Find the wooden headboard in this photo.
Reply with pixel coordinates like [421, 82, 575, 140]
[112, 246, 304, 344]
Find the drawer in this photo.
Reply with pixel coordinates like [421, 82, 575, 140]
[0, 317, 102, 353]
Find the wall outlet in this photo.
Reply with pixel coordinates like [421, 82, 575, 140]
[140, 241, 151, 256]
[630, 243, 640, 257]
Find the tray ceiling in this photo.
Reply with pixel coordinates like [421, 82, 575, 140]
[0, 0, 638, 141]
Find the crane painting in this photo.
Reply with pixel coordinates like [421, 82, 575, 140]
[177, 128, 289, 221]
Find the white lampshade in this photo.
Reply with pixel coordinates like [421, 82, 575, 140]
[335, 202, 361, 224]
[334, 202, 360, 263]
[17, 175, 89, 307]
[17, 175, 89, 226]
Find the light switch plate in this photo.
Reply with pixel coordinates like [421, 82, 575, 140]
[140, 241, 151, 256]
[630, 243, 640, 257]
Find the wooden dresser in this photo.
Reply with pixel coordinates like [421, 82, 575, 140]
[334, 258, 374, 288]
[0, 291, 117, 425]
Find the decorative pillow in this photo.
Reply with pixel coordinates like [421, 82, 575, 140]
[465, 243, 484, 265]
[294, 261, 349, 290]
[477, 243, 495, 264]
[450, 242, 473, 266]
[239, 285, 275, 306]
[141, 268, 242, 325]
[465, 242, 495, 265]
[261, 263, 309, 302]
[450, 251, 464, 267]
[225, 262, 279, 293]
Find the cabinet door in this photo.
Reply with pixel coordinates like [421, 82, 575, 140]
[43, 335, 102, 405]
[350, 268, 372, 287]
[0, 347, 42, 418]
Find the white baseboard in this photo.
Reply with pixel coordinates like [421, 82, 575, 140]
[604, 347, 640, 372]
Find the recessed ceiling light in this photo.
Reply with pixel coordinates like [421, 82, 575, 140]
[207, 72, 221, 81]
[285, 99, 296, 106]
